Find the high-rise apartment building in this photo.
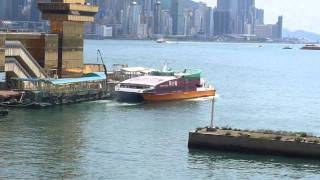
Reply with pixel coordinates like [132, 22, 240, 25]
[30, 0, 40, 21]
[213, 9, 231, 36]
[4, 0, 27, 21]
[0, 0, 6, 19]
[153, 1, 161, 34]
[128, 1, 141, 35]
[217, 0, 237, 34]
[122, 0, 132, 35]
[255, 8, 264, 25]
[160, 10, 172, 35]
[276, 16, 283, 39]
[237, 0, 255, 34]
[171, 0, 185, 35]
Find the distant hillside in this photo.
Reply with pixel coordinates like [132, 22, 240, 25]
[283, 29, 320, 42]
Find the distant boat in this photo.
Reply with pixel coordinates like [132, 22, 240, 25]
[156, 38, 167, 43]
[257, 45, 263, 48]
[301, 44, 320, 50]
[283, 46, 293, 50]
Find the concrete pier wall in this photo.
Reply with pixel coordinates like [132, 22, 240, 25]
[188, 131, 320, 158]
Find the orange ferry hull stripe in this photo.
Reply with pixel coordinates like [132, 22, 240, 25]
[142, 90, 215, 101]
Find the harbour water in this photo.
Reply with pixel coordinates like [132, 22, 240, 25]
[1, 40, 320, 179]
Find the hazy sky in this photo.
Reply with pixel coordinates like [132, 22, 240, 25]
[195, 0, 320, 34]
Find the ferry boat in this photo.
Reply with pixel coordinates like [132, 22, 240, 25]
[115, 69, 215, 102]
[156, 38, 167, 43]
[301, 44, 320, 50]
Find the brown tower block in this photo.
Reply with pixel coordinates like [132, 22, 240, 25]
[38, 0, 98, 78]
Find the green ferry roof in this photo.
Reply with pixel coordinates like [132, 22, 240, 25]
[175, 69, 202, 79]
[151, 69, 202, 78]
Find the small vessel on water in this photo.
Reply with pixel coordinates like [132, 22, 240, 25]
[156, 38, 167, 43]
[283, 46, 293, 50]
[301, 44, 320, 50]
[115, 68, 215, 102]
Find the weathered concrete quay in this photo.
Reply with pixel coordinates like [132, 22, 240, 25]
[188, 128, 320, 159]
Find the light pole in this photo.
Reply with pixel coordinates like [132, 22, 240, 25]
[210, 97, 216, 130]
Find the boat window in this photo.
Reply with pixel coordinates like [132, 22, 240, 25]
[168, 81, 178, 87]
[120, 84, 150, 89]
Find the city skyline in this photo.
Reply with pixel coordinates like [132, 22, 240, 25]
[0, 0, 295, 42]
[195, 0, 320, 34]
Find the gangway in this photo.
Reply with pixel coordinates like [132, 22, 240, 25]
[5, 57, 31, 78]
[5, 41, 47, 79]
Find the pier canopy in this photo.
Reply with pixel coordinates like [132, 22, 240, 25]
[50, 72, 106, 85]
[13, 72, 106, 86]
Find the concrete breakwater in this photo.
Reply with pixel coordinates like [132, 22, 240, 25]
[188, 128, 320, 159]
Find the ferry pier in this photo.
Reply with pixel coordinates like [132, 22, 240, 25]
[0, 0, 114, 107]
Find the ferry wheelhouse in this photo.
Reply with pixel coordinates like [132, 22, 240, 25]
[115, 69, 215, 102]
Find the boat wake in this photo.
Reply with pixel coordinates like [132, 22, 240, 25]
[90, 100, 141, 107]
[184, 94, 220, 102]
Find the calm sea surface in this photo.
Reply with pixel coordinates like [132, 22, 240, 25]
[1, 40, 320, 179]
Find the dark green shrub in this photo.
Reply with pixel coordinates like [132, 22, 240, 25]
[295, 137, 303, 143]
[221, 126, 232, 130]
[225, 132, 231, 136]
[300, 132, 308, 137]
[275, 136, 282, 140]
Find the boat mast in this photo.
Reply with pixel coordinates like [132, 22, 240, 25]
[97, 49, 108, 84]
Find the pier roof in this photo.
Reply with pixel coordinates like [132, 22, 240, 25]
[14, 72, 106, 85]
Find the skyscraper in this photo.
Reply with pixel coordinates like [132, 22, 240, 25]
[30, 0, 40, 21]
[171, 0, 185, 35]
[217, 0, 235, 11]
[217, 0, 237, 34]
[255, 8, 264, 25]
[276, 16, 283, 39]
[237, 0, 255, 34]
[160, 10, 172, 35]
[0, 0, 6, 19]
[128, 1, 141, 35]
[213, 9, 231, 36]
[122, 0, 132, 35]
[194, 2, 207, 34]
[139, 0, 155, 37]
[206, 7, 214, 37]
[153, 1, 161, 34]
[3, 0, 27, 21]
[161, 0, 171, 10]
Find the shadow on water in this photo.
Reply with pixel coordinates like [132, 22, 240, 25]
[188, 149, 320, 174]
[0, 104, 104, 179]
